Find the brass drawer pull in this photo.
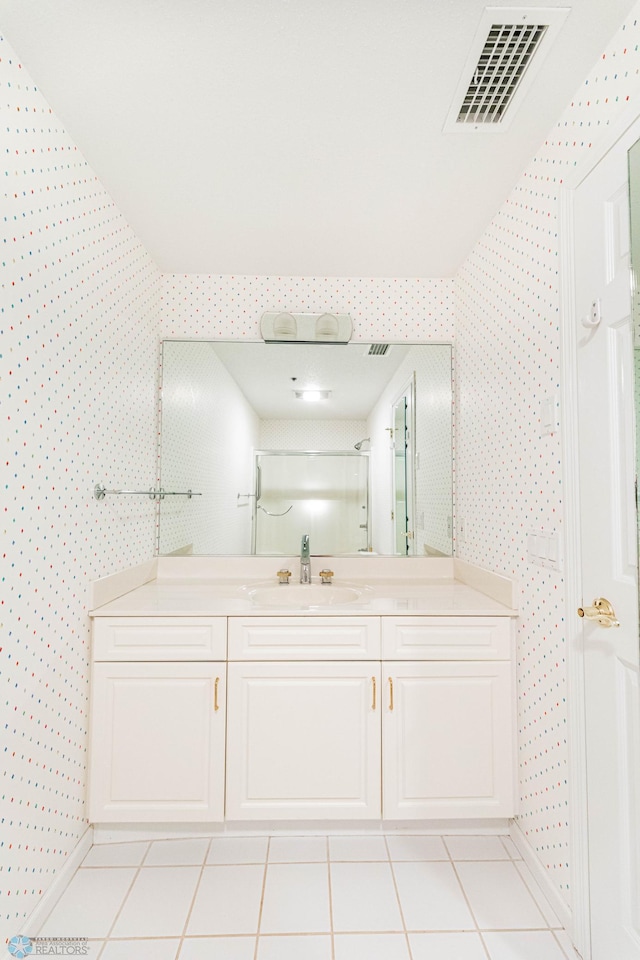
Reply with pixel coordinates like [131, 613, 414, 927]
[389, 677, 394, 711]
[214, 676, 220, 712]
[371, 676, 376, 710]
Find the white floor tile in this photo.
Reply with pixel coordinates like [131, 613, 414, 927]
[258, 934, 332, 959]
[331, 862, 403, 932]
[513, 860, 563, 927]
[483, 930, 568, 960]
[329, 835, 388, 861]
[268, 836, 327, 862]
[334, 933, 410, 959]
[455, 861, 547, 930]
[144, 838, 210, 866]
[260, 863, 331, 934]
[101, 938, 179, 960]
[207, 837, 269, 864]
[444, 835, 510, 860]
[187, 865, 264, 935]
[40, 867, 135, 938]
[180, 937, 257, 959]
[82, 842, 149, 867]
[393, 861, 475, 931]
[386, 835, 448, 861]
[111, 865, 200, 938]
[76, 943, 104, 959]
[409, 932, 488, 960]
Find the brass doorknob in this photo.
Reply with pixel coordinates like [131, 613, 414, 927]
[577, 597, 620, 628]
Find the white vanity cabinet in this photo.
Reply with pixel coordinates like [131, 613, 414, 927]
[381, 617, 514, 818]
[88, 604, 515, 824]
[225, 617, 381, 819]
[226, 661, 382, 820]
[381, 661, 514, 819]
[88, 618, 227, 822]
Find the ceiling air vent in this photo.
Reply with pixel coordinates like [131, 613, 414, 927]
[444, 7, 569, 133]
[367, 344, 390, 356]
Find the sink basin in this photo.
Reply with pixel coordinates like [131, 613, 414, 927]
[246, 583, 364, 608]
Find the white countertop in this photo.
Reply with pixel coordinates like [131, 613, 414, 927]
[90, 576, 517, 618]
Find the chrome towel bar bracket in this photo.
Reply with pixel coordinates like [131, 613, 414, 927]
[94, 484, 202, 501]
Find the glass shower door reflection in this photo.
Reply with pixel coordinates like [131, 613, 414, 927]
[254, 452, 369, 556]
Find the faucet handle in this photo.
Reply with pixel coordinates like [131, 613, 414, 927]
[319, 569, 334, 584]
[277, 569, 291, 584]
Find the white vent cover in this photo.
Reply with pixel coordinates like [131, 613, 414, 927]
[444, 7, 569, 133]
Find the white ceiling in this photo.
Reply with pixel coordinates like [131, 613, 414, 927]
[0, 0, 635, 277]
[209, 341, 411, 419]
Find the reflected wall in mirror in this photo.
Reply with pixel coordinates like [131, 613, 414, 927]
[158, 340, 453, 557]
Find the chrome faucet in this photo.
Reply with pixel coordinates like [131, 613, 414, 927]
[300, 533, 311, 583]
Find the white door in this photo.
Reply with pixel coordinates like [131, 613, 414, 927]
[89, 662, 226, 822]
[226, 661, 381, 819]
[574, 131, 640, 959]
[382, 662, 515, 819]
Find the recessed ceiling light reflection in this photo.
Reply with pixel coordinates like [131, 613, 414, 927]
[294, 390, 331, 401]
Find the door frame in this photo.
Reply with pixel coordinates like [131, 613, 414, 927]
[559, 102, 640, 959]
[391, 374, 417, 555]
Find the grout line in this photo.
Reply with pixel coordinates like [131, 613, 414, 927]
[445, 842, 492, 960]
[383, 834, 414, 960]
[175, 836, 213, 958]
[326, 836, 335, 960]
[97, 843, 152, 958]
[252, 835, 271, 960]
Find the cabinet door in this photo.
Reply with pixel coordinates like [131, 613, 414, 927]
[226, 662, 381, 820]
[382, 662, 515, 819]
[89, 662, 226, 822]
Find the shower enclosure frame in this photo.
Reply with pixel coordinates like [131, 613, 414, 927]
[251, 449, 371, 556]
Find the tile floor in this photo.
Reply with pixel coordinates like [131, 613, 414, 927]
[38, 834, 578, 959]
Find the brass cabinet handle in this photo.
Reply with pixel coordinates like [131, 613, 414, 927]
[371, 676, 376, 710]
[577, 597, 620, 628]
[214, 676, 220, 711]
[389, 677, 394, 711]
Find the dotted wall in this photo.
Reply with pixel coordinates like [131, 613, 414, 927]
[4, 2, 640, 933]
[455, 11, 640, 904]
[161, 275, 455, 342]
[259, 420, 368, 450]
[0, 36, 161, 937]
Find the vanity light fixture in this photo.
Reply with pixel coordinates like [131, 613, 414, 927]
[271, 312, 297, 339]
[261, 311, 352, 343]
[294, 389, 331, 402]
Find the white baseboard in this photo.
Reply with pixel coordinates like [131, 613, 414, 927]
[93, 818, 512, 845]
[510, 820, 573, 935]
[23, 827, 94, 935]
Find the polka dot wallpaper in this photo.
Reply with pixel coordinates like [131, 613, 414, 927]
[455, 10, 640, 904]
[161, 274, 455, 342]
[1, 36, 161, 935]
[4, 0, 640, 935]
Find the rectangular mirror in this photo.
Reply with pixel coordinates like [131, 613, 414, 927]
[158, 340, 453, 557]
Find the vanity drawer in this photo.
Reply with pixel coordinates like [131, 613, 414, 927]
[228, 617, 380, 660]
[382, 617, 512, 660]
[92, 617, 227, 661]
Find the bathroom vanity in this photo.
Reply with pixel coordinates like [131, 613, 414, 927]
[88, 558, 517, 827]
